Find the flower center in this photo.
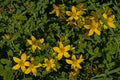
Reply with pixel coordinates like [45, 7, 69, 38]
[72, 12, 77, 17]
[19, 60, 24, 66]
[60, 48, 65, 53]
[33, 40, 39, 46]
[73, 60, 78, 64]
[47, 62, 52, 67]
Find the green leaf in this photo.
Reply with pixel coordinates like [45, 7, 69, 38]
[7, 49, 13, 57]
[0, 59, 9, 64]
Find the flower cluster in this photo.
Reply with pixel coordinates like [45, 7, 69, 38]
[12, 35, 84, 77]
[12, 52, 56, 76]
[49, 3, 116, 36]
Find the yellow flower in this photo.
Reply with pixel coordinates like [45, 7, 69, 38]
[49, 4, 65, 16]
[25, 63, 42, 76]
[27, 35, 44, 52]
[69, 71, 78, 77]
[102, 13, 116, 29]
[2, 34, 11, 40]
[67, 20, 77, 26]
[53, 41, 70, 60]
[84, 19, 101, 36]
[66, 54, 84, 71]
[43, 58, 56, 72]
[66, 6, 81, 21]
[12, 53, 29, 72]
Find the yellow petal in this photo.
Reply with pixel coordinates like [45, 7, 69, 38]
[56, 10, 59, 16]
[72, 6, 76, 13]
[74, 16, 79, 20]
[57, 53, 63, 60]
[13, 57, 20, 63]
[21, 53, 27, 61]
[95, 29, 100, 35]
[44, 58, 48, 63]
[64, 45, 70, 51]
[77, 11, 81, 15]
[66, 59, 73, 64]
[49, 10, 55, 14]
[59, 41, 64, 48]
[32, 68, 37, 76]
[21, 66, 26, 72]
[37, 46, 41, 50]
[53, 4, 58, 9]
[32, 45, 37, 52]
[108, 22, 116, 28]
[25, 68, 31, 74]
[109, 15, 115, 21]
[84, 25, 90, 29]
[35, 63, 42, 68]
[39, 38, 44, 43]
[88, 29, 94, 36]
[103, 13, 107, 19]
[78, 55, 84, 63]
[31, 36, 36, 41]
[24, 61, 30, 66]
[46, 67, 50, 72]
[12, 64, 20, 70]
[103, 25, 108, 29]
[51, 64, 55, 68]
[72, 55, 76, 60]
[27, 39, 33, 45]
[53, 47, 60, 53]
[66, 11, 71, 16]
[67, 17, 73, 21]
[64, 52, 70, 58]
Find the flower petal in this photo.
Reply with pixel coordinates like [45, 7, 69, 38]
[74, 16, 79, 20]
[53, 47, 60, 53]
[64, 52, 70, 58]
[46, 67, 50, 72]
[66, 11, 71, 16]
[57, 53, 63, 60]
[21, 66, 26, 72]
[35, 63, 42, 68]
[95, 29, 100, 35]
[31, 36, 36, 41]
[108, 22, 116, 28]
[64, 45, 70, 51]
[37, 46, 41, 50]
[109, 15, 115, 21]
[59, 41, 64, 48]
[13, 57, 20, 63]
[67, 17, 73, 21]
[66, 59, 73, 64]
[72, 6, 76, 13]
[88, 29, 94, 36]
[103, 25, 108, 29]
[72, 55, 76, 60]
[27, 39, 32, 45]
[12, 64, 20, 70]
[32, 45, 37, 52]
[25, 68, 31, 74]
[49, 10, 55, 14]
[24, 61, 30, 66]
[39, 38, 44, 43]
[32, 68, 37, 76]
[78, 55, 84, 63]
[103, 13, 107, 19]
[56, 10, 59, 16]
[21, 53, 27, 61]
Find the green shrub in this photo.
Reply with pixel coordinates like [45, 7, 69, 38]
[0, 0, 120, 80]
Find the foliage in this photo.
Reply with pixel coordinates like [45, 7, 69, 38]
[0, 0, 120, 80]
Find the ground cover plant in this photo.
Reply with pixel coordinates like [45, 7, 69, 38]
[0, 0, 120, 80]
